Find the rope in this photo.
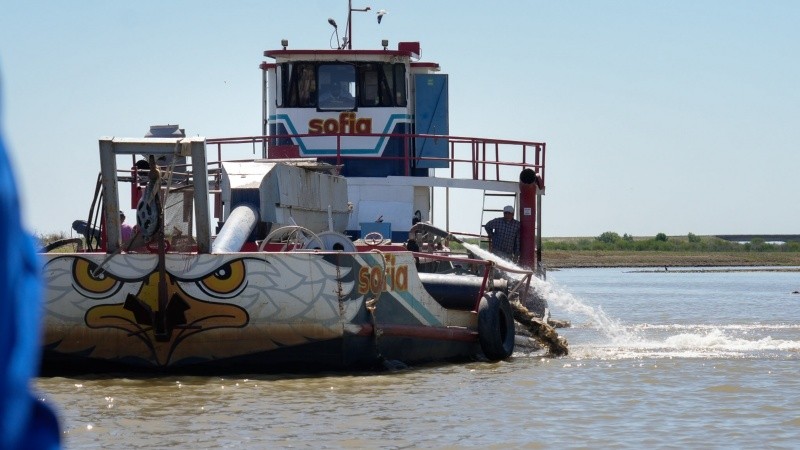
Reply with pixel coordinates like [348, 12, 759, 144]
[365, 249, 388, 361]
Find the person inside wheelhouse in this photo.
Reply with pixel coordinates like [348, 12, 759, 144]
[318, 65, 355, 110]
[280, 61, 407, 110]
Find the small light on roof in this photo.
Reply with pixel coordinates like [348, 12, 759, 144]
[381, 39, 389, 50]
[281, 39, 288, 50]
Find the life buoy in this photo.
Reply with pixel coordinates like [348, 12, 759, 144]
[363, 231, 384, 246]
[478, 291, 515, 360]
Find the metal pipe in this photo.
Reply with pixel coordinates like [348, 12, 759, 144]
[418, 273, 507, 311]
[518, 168, 542, 270]
[212, 204, 259, 253]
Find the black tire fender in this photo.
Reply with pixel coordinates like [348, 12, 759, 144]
[478, 291, 515, 360]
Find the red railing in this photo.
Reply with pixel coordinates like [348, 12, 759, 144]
[206, 132, 546, 187]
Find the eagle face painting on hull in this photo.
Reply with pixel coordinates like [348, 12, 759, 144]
[41, 253, 359, 368]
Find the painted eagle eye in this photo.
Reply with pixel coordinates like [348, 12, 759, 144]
[73, 259, 121, 297]
[198, 260, 246, 296]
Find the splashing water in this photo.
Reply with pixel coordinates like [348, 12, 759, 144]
[538, 273, 800, 359]
[463, 242, 628, 336]
[529, 276, 634, 340]
[462, 243, 800, 359]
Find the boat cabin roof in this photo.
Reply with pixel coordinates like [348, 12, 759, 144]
[263, 41, 439, 71]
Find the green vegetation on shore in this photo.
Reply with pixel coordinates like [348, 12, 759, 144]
[541, 232, 800, 268]
[456, 231, 800, 268]
[36, 230, 800, 268]
[542, 250, 800, 268]
[543, 232, 800, 253]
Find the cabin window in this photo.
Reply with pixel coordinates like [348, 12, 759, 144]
[284, 63, 316, 108]
[279, 61, 407, 109]
[392, 63, 407, 106]
[361, 67, 380, 106]
[276, 64, 285, 107]
[360, 63, 394, 107]
[318, 64, 356, 110]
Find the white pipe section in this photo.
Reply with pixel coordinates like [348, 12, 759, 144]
[212, 204, 259, 253]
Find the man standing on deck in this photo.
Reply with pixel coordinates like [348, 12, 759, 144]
[484, 205, 520, 261]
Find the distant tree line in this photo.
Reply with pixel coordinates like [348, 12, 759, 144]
[35, 230, 800, 254]
[542, 232, 800, 252]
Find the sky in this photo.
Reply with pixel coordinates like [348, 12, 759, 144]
[1, 1, 799, 238]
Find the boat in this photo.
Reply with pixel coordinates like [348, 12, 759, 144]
[39, 5, 565, 373]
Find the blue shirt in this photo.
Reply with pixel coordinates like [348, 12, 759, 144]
[1, 95, 61, 449]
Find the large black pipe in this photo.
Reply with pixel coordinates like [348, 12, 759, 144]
[418, 273, 507, 311]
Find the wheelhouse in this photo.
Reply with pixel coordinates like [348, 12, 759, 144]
[261, 42, 449, 179]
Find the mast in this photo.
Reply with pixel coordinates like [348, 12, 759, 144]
[346, 0, 371, 50]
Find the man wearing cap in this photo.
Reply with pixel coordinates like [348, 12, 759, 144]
[484, 205, 520, 261]
[120, 212, 133, 243]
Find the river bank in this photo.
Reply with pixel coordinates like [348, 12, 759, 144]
[542, 250, 800, 269]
